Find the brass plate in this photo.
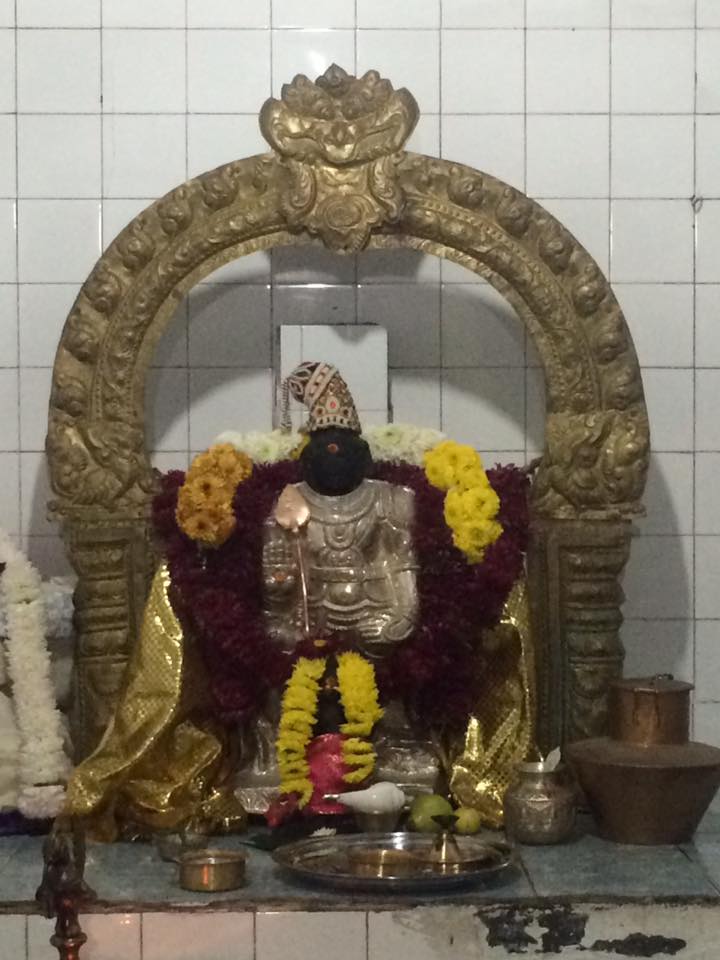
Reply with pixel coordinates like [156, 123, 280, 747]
[272, 832, 515, 892]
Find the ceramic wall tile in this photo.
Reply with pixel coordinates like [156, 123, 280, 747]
[526, 0, 608, 27]
[441, 115, 525, 192]
[0, 915, 26, 960]
[525, 364, 546, 454]
[441, 283, 525, 367]
[0, 369, 18, 450]
[358, 284, 440, 367]
[615, 284, 694, 368]
[613, 0, 695, 27]
[390, 368, 441, 429]
[357, 29, 439, 114]
[0, 452, 20, 533]
[697, 116, 720, 198]
[189, 0, 269, 28]
[0, 0, 13, 26]
[695, 621, 720, 702]
[24, 534, 71, 577]
[18, 0, 100, 26]
[697, 370, 720, 450]
[189, 30, 271, 113]
[637, 452, 694, 535]
[273, 247, 356, 285]
[21, 450, 53, 535]
[526, 115, 609, 198]
[272, 30, 354, 100]
[19, 366, 51, 450]
[189, 367, 273, 448]
[273, 285, 356, 327]
[694, 702, 720, 746]
[146, 367, 189, 451]
[0, 115, 16, 197]
[79, 915, 140, 960]
[18, 199, 101, 283]
[103, 115, 186, 198]
[696, 537, 720, 619]
[359, 0, 439, 27]
[19, 283, 76, 366]
[0, 284, 17, 366]
[611, 200, 693, 283]
[274, 0, 355, 28]
[442, 30, 524, 113]
[407, 114, 441, 156]
[622, 620, 694, 684]
[257, 911, 366, 960]
[369, 907, 487, 960]
[443, 0, 523, 27]
[527, 30, 610, 113]
[641, 369, 694, 452]
[0, 200, 16, 283]
[611, 116, 694, 199]
[698, 0, 720, 27]
[17, 29, 99, 112]
[0, 29, 13, 112]
[102, 0, 185, 27]
[697, 31, 720, 112]
[143, 911, 253, 960]
[697, 202, 720, 285]
[622, 533, 694, 620]
[103, 30, 185, 113]
[202, 251, 272, 285]
[187, 115, 266, 179]
[441, 367, 525, 450]
[189, 285, 271, 367]
[612, 31, 695, 114]
[697, 287, 720, 367]
[101, 197, 148, 248]
[697, 454, 720, 534]
[28, 915, 55, 960]
[18, 115, 101, 198]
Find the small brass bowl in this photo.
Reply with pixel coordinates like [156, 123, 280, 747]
[347, 847, 418, 879]
[353, 809, 403, 833]
[178, 849, 247, 892]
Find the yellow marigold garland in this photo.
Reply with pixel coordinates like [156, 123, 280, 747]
[276, 651, 384, 806]
[175, 443, 253, 548]
[424, 440, 503, 564]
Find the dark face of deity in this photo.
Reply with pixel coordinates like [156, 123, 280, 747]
[299, 427, 372, 496]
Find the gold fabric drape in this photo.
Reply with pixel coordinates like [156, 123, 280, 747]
[67, 568, 534, 837]
[449, 579, 535, 827]
[66, 565, 244, 840]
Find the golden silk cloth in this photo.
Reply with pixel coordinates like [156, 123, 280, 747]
[66, 567, 534, 837]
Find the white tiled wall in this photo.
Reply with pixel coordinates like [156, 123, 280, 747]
[1, 1, 719, 735]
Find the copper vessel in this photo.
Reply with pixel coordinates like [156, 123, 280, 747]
[567, 676, 720, 844]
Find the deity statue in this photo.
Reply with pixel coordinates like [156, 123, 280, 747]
[65, 360, 535, 840]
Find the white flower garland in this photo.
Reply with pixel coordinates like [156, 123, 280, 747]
[215, 423, 446, 467]
[0, 531, 70, 819]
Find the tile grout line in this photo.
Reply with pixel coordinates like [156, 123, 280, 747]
[184, 0, 191, 466]
[13, 0, 21, 545]
[523, 0, 529, 465]
[438, 0, 444, 432]
[692, 0, 699, 729]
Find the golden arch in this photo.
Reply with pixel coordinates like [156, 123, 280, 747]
[46, 67, 649, 758]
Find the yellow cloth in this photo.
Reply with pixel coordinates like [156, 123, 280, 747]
[67, 566, 534, 837]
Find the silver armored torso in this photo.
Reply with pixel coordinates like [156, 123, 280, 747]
[263, 478, 418, 658]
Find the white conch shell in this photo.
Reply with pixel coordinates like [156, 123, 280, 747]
[336, 782, 407, 814]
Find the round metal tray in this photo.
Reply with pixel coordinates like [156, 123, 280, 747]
[272, 831, 515, 892]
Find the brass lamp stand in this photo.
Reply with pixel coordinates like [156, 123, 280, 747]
[36, 818, 94, 960]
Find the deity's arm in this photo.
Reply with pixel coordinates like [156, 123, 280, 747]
[262, 518, 298, 595]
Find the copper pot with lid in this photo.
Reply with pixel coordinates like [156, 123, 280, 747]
[567, 675, 720, 844]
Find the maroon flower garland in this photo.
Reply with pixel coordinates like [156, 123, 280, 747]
[152, 459, 529, 731]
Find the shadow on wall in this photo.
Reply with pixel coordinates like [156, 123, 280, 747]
[29, 246, 692, 690]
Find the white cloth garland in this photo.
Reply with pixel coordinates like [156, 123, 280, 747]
[0, 531, 70, 819]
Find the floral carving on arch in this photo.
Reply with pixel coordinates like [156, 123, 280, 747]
[46, 66, 650, 757]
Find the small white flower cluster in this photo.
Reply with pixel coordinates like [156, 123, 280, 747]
[0, 531, 71, 819]
[215, 423, 445, 467]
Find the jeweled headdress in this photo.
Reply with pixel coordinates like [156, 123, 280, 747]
[284, 361, 361, 433]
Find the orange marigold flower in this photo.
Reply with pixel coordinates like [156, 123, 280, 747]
[187, 443, 253, 488]
[177, 501, 236, 547]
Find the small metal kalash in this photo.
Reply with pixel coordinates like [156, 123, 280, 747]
[567, 675, 720, 844]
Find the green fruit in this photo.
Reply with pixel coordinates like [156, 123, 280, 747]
[408, 793, 454, 832]
[455, 806, 482, 835]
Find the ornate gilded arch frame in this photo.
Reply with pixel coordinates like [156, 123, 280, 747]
[46, 67, 650, 759]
